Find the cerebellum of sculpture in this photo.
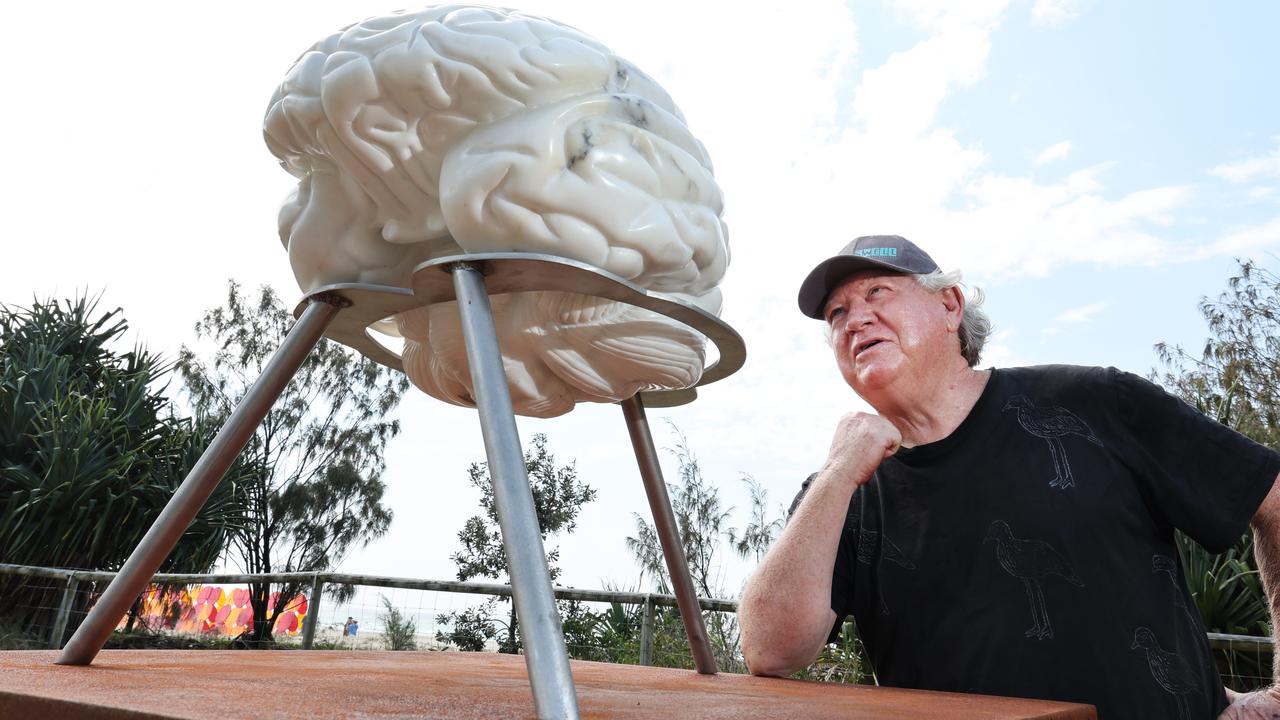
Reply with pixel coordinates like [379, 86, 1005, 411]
[263, 5, 729, 417]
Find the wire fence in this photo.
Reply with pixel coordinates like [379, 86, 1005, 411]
[0, 563, 742, 670]
[0, 563, 1272, 690]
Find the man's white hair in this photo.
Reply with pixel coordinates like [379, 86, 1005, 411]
[916, 269, 991, 367]
[823, 269, 992, 367]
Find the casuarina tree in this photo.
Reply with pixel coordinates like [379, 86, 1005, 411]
[1153, 258, 1278, 687]
[177, 281, 407, 646]
[437, 433, 596, 653]
[626, 426, 787, 672]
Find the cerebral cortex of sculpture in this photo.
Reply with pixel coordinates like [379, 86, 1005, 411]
[263, 5, 730, 417]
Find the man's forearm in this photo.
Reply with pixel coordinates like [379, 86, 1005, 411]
[1248, 473, 1280, 687]
[739, 468, 860, 676]
[1252, 519, 1280, 685]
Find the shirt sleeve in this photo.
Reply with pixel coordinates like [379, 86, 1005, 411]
[788, 472, 858, 644]
[1112, 369, 1280, 553]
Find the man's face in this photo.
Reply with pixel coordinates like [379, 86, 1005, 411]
[823, 269, 956, 398]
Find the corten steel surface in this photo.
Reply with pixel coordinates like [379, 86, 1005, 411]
[55, 299, 343, 666]
[293, 252, 748, 408]
[0, 650, 1096, 720]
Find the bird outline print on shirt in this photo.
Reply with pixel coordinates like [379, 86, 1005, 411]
[857, 529, 916, 615]
[1153, 554, 1212, 680]
[1132, 626, 1201, 720]
[984, 520, 1084, 640]
[1152, 555, 1200, 628]
[1002, 395, 1103, 489]
[857, 529, 917, 569]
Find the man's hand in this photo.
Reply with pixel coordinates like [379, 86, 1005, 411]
[740, 412, 900, 677]
[822, 412, 902, 489]
[1219, 686, 1280, 719]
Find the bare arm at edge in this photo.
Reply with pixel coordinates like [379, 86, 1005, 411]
[1218, 471, 1280, 717]
[739, 413, 900, 677]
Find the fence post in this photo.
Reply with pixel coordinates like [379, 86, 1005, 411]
[301, 573, 322, 650]
[639, 594, 654, 666]
[49, 572, 80, 650]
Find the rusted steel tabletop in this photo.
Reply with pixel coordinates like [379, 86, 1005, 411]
[0, 650, 1095, 719]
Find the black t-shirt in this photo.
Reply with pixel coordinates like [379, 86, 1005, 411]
[798, 365, 1280, 719]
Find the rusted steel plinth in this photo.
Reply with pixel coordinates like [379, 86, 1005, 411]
[0, 650, 1093, 719]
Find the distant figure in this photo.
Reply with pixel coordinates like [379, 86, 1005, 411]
[348, 619, 359, 639]
[738, 234, 1280, 718]
[342, 616, 353, 638]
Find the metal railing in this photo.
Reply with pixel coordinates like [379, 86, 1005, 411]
[0, 562, 737, 663]
[3, 561, 1273, 684]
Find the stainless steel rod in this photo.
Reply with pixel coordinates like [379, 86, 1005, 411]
[56, 298, 341, 666]
[451, 264, 580, 720]
[621, 393, 719, 674]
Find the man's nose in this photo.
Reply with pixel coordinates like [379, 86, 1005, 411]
[839, 304, 874, 334]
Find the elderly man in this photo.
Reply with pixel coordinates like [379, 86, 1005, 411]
[738, 235, 1280, 718]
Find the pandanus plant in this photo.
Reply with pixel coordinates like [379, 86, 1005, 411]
[0, 296, 250, 646]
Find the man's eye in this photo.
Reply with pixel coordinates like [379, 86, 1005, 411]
[826, 307, 845, 323]
[868, 286, 886, 297]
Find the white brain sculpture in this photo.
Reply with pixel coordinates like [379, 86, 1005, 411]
[264, 5, 729, 417]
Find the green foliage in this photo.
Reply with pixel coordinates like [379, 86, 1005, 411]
[1154, 261, 1280, 449]
[791, 619, 868, 685]
[728, 475, 786, 564]
[436, 434, 597, 654]
[378, 595, 418, 651]
[1176, 530, 1271, 689]
[436, 600, 498, 652]
[1154, 259, 1280, 687]
[626, 427, 734, 598]
[625, 427, 788, 674]
[449, 434, 596, 584]
[1178, 532, 1269, 636]
[0, 296, 248, 642]
[177, 281, 407, 646]
[0, 617, 41, 650]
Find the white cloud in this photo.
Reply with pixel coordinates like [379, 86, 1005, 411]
[888, 0, 1013, 33]
[980, 330, 1032, 367]
[1031, 0, 1085, 26]
[1041, 302, 1106, 336]
[779, 4, 1197, 287]
[1055, 301, 1108, 323]
[853, 26, 993, 135]
[1209, 138, 1280, 183]
[1195, 216, 1280, 258]
[1034, 140, 1072, 166]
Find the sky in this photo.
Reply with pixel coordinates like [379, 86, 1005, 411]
[3, 0, 1279, 601]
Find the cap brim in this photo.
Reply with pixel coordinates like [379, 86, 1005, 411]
[797, 255, 911, 319]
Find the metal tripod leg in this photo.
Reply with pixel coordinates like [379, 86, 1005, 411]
[451, 264, 580, 720]
[620, 394, 718, 674]
[56, 297, 343, 666]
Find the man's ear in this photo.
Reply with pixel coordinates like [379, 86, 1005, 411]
[942, 286, 964, 331]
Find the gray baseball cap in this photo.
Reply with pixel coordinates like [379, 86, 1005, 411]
[797, 235, 939, 318]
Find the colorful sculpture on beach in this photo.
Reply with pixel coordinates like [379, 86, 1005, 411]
[119, 585, 307, 637]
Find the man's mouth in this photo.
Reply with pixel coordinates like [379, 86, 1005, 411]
[854, 339, 885, 357]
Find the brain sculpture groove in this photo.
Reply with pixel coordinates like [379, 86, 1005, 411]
[264, 5, 729, 417]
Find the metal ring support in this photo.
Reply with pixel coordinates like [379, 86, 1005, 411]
[293, 253, 746, 408]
